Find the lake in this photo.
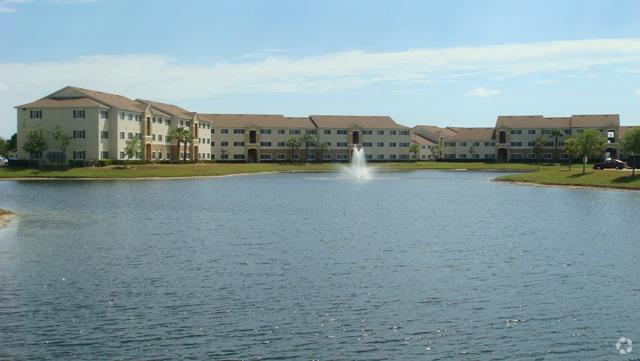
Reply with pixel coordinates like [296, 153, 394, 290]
[0, 171, 638, 360]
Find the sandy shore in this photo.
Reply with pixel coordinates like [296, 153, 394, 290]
[0, 209, 16, 229]
[493, 179, 639, 192]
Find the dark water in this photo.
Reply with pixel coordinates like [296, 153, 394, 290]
[0, 171, 639, 360]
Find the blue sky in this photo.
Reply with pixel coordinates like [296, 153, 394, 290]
[1, 0, 639, 136]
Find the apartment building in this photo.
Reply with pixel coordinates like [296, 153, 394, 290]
[15, 86, 210, 163]
[411, 133, 437, 160]
[414, 114, 621, 162]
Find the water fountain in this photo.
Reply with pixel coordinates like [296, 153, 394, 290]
[346, 145, 372, 179]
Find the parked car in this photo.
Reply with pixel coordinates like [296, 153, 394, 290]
[593, 159, 628, 170]
[0, 157, 7, 166]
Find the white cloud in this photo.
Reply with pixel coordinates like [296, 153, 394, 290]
[0, 0, 31, 12]
[1, 38, 640, 134]
[634, 89, 640, 96]
[466, 87, 500, 97]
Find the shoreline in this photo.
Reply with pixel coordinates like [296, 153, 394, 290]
[0, 210, 16, 230]
[494, 178, 640, 192]
[0, 167, 530, 181]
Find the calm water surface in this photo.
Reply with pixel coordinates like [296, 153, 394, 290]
[0, 171, 639, 360]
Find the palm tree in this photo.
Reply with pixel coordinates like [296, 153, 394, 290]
[168, 127, 188, 163]
[317, 142, 330, 162]
[549, 129, 564, 162]
[533, 136, 545, 170]
[182, 128, 194, 163]
[300, 134, 316, 162]
[286, 137, 301, 162]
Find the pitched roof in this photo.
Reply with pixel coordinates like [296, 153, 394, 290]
[447, 127, 495, 141]
[199, 114, 315, 128]
[16, 97, 109, 109]
[412, 125, 457, 142]
[571, 114, 619, 128]
[495, 115, 570, 129]
[620, 126, 639, 137]
[70, 87, 145, 112]
[136, 99, 194, 119]
[309, 115, 407, 129]
[411, 133, 436, 146]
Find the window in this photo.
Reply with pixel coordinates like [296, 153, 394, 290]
[459, 154, 467, 159]
[72, 130, 86, 139]
[135, 114, 141, 122]
[128, 113, 132, 121]
[484, 142, 495, 146]
[119, 112, 125, 120]
[221, 141, 229, 146]
[324, 153, 332, 160]
[377, 130, 384, 135]
[166, 119, 171, 126]
[510, 142, 522, 147]
[484, 154, 495, 159]
[362, 142, 373, 147]
[233, 129, 244, 134]
[460, 142, 467, 146]
[277, 141, 285, 147]
[472, 142, 480, 146]
[389, 142, 397, 147]
[324, 142, 331, 146]
[542, 129, 551, 135]
[510, 129, 522, 135]
[389, 130, 397, 135]
[306, 129, 317, 135]
[324, 129, 332, 135]
[444, 142, 456, 147]
[233, 141, 245, 146]
[260, 129, 272, 135]
[560, 153, 569, 160]
[234, 154, 245, 160]
[377, 142, 384, 147]
[30, 110, 42, 119]
[400, 154, 409, 159]
[158, 135, 163, 142]
[528, 142, 535, 147]
[100, 110, 109, 119]
[336, 142, 348, 147]
[377, 154, 384, 160]
[152, 151, 156, 159]
[119, 132, 124, 139]
[289, 129, 301, 135]
[260, 154, 272, 160]
[511, 153, 523, 159]
[260, 141, 272, 147]
[152, 117, 156, 123]
[399, 142, 410, 147]
[337, 130, 347, 135]
[127, 132, 133, 140]
[120, 151, 125, 159]
[544, 142, 553, 147]
[400, 130, 409, 135]
[576, 129, 584, 134]
[564, 129, 571, 135]
[543, 153, 553, 160]
[389, 154, 397, 159]
[73, 109, 86, 119]
[362, 130, 372, 135]
[72, 150, 86, 160]
[528, 129, 536, 134]
[221, 129, 229, 134]
[278, 129, 286, 135]
[167, 152, 171, 160]
[100, 131, 108, 139]
[136, 133, 141, 139]
[527, 153, 536, 160]
[221, 153, 229, 160]
[336, 154, 348, 160]
[152, 134, 156, 141]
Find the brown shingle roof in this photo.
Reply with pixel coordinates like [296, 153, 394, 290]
[70, 87, 145, 112]
[16, 97, 109, 109]
[495, 115, 570, 129]
[447, 127, 495, 141]
[136, 99, 194, 119]
[411, 133, 436, 146]
[571, 114, 619, 128]
[620, 126, 638, 137]
[199, 114, 315, 128]
[309, 115, 407, 129]
[412, 125, 457, 142]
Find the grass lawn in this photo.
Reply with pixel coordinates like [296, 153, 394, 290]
[0, 161, 545, 179]
[496, 167, 640, 190]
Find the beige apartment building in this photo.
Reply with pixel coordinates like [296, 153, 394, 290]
[414, 114, 622, 162]
[16, 86, 210, 163]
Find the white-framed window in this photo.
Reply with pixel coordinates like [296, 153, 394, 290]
[484, 154, 495, 159]
[119, 112, 125, 120]
[306, 129, 317, 135]
[260, 141, 271, 147]
[166, 152, 171, 160]
[127, 132, 133, 140]
[119, 132, 124, 139]
[399, 142, 410, 147]
[337, 142, 348, 147]
[260, 154, 272, 160]
[30, 110, 42, 119]
[400, 154, 409, 159]
[101, 151, 109, 159]
[337, 129, 347, 135]
[324, 129, 332, 135]
[233, 154, 245, 160]
[120, 151, 125, 159]
[233, 141, 244, 146]
[324, 153, 332, 160]
[152, 151, 156, 159]
[277, 142, 285, 147]
[400, 130, 409, 135]
[389, 142, 397, 147]
[221, 129, 229, 134]
[543, 153, 553, 160]
[277, 153, 286, 160]
[560, 153, 569, 159]
[158, 135, 163, 142]
[260, 129, 272, 135]
[362, 130, 372, 135]
[389, 154, 397, 159]
[528, 129, 536, 134]
[377, 154, 384, 160]
[459, 154, 467, 159]
[289, 129, 301, 135]
[510, 129, 522, 135]
[511, 153, 523, 160]
[233, 129, 244, 134]
[100, 131, 108, 139]
[389, 130, 397, 135]
[377, 142, 384, 147]
[73, 109, 86, 119]
[362, 142, 373, 147]
[221, 141, 228, 146]
[100, 111, 109, 119]
[292, 153, 300, 160]
[527, 153, 536, 160]
[377, 130, 384, 135]
[336, 154, 348, 160]
[72, 150, 86, 160]
[278, 129, 286, 135]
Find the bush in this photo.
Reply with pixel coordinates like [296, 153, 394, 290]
[7, 159, 30, 167]
[97, 159, 114, 167]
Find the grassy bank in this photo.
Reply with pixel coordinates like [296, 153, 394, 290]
[496, 168, 640, 190]
[0, 161, 543, 179]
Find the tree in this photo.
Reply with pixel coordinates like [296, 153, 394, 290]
[51, 127, 70, 165]
[549, 129, 564, 162]
[575, 129, 607, 174]
[409, 144, 419, 159]
[621, 127, 640, 176]
[22, 125, 47, 166]
[123, 137, 141, 167]
[430, 143, 442, 160]
[168, 127, 188, 163]
[300, 134, 316, 162]
[286, 137, 301, 162]
[533, 136, 545, 170]
[317, 142, 330, 162]
[8, 133, 17, 153]
[563, 137, 580, 170]
[0, 137, 7, 156]
[182, 128, 194, 163]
